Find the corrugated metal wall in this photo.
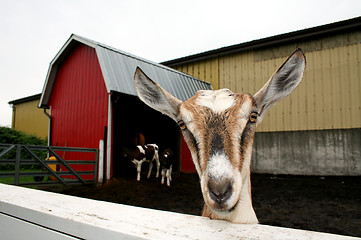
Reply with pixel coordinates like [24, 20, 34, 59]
[172, 31, 361, 132]
[174, 58, 219, 92]
[48, 44, 108, 177]
[49, 44, 108, 148]
[11, 100, 49, 139]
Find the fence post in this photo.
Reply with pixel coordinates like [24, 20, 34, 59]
[14, 145, 21, 185]
[98, 140, 104, 186]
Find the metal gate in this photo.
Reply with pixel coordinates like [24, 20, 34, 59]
[0, 144, 99, 186]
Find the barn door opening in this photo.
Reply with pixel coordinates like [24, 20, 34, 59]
[111, 93, 181, 178]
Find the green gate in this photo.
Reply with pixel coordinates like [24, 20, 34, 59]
[0, 144, 99, 186]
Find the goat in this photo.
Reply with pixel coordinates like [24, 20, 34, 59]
[123, 144, 160, 181]
[134, 49, 306, 223]
[160, 148, 174, 187]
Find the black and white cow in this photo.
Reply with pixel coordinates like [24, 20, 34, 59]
[129, 144, 160, 181]
[160, 148, 174, 187]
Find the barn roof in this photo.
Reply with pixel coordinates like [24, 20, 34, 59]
[162, 16, 361, 66]
[9, 93, 41, 105]
[39, 34, 212, 108]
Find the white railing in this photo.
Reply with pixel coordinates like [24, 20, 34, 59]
[0, 183, 359, 240]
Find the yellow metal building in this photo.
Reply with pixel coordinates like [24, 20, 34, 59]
[9, 94, 49, 140]
[164, 18, 361, 133]
[163, 17, 361, 176]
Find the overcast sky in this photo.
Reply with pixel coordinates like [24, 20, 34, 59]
[0, 0, 360, 127]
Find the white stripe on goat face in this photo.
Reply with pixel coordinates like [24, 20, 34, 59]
[179, 89, 256, 213]
[206, 152, 232, 181]
[196, 89, 236, 113]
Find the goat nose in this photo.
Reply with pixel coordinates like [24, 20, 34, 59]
[208, 178, 233, 204]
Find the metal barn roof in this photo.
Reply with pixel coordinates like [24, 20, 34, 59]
[9, 93, 41, 105]
[162, 16, 361, 66]
[39, 34, 212, 108]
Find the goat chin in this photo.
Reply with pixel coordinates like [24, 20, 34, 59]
[202, 200, 259, 224]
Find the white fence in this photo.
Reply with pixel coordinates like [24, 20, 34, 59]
[0, 183, 359, 240]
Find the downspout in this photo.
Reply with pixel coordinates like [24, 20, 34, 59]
[43, 108, 52, 146]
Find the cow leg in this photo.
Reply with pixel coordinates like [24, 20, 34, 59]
[147, 161, 153, 179]
[166, 168, 171, 187]
[161, 168, 165, 184]
[136, 160, 144, 181]
[169, 165, 173, 181]
[132, 160, 140, 181]
[155, 155, 160, 178]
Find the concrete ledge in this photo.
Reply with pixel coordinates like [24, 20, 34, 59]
[0, 183, 359, 240]
[253, 128, 361, 175]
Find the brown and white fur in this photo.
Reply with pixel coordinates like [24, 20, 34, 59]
[134, 49, 306, 223]
[126, 144, 160, 181]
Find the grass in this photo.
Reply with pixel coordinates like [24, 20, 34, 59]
[0, 169, 49, 185]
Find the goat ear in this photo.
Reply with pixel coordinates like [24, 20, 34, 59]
[134, 67, 182, 121]
[253, 49, 306, 123]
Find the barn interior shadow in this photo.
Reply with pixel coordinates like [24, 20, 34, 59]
[111, 93, 181, 178]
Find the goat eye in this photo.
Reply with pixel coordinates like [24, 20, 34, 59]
[249, 112, 258, 123]
[177, 120, 187, 130]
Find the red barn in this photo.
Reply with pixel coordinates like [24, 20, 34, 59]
[39, 34, 212, 181]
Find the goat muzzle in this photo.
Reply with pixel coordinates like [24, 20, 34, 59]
[207, 177, 233, 209]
